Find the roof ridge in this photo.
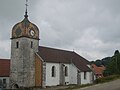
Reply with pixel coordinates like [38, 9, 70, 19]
[39, 46, 74, 53]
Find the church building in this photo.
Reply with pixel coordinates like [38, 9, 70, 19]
[9, 12, 94, 88]
[0, 3, 95, 89]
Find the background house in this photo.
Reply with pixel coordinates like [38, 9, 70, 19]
[91, 64, 105, 78]
[0, 59, 10, 88]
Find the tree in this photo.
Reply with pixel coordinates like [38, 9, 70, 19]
[105, 50, 120, 75]
[101, 57, 111, 66]
[114, 50, 119, 56]
[95, 60, 102, 66]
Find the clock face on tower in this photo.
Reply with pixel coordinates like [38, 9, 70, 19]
[29, 29, 35, 36]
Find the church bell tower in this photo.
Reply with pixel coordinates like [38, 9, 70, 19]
[10, 1, 39, 87]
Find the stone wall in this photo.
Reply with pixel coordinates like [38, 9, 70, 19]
[10, 37, 39, 87]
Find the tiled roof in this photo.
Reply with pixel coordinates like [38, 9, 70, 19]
[37, 46, 91, 72]
[0, 59, 10, 77]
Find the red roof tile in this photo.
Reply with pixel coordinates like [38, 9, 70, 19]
[0, 59, 10, 77]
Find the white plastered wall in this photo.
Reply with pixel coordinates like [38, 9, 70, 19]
[45, 63, 60, 86]
[69, 64, 77, 84]
[80, 72, 92, 84]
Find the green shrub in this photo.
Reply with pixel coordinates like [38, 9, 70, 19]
[95, 75, 120, 84]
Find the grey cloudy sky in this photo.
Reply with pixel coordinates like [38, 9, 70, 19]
[0, 0, 120, 61]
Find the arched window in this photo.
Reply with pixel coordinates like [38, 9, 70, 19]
[65, 66, 68, 76]
[52, 66, 56, 77]
[84, 71, 87, 79]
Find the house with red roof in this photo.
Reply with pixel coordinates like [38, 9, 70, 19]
[0, 59, 10, 88]
[91, 64, 105, 78]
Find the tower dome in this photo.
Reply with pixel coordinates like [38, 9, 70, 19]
[11, 15, 39, 40]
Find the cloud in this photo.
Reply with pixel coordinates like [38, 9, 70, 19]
[0, 0, 120, 61]
[0, 40, 10, 59]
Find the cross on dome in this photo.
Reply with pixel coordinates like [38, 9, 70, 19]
[24, 0, 29, 18]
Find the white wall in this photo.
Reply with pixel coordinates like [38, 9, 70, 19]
[45, 63, 78, 86]
[0, 77, 9, 88]
[80, 72, 92, 84]
[69, 64, 77, 84]
[45, 62, 93, 86]
[45, 63, 60, 86]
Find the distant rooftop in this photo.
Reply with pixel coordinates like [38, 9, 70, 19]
[0, 59, 10, 77]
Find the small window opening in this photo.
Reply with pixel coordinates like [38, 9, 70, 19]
[16, 42, 19, 48]
[65, 66, 68, 76]
[31, 41, 33, 48]
[3, 79, 6, 84]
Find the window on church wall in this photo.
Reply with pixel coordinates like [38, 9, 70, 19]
[16, 41, 19, 48]
[51, 66, 56, 77]
[31, 41, 33, 48]
[65, 66, 68, 76]
[84, 71, 87, 79]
